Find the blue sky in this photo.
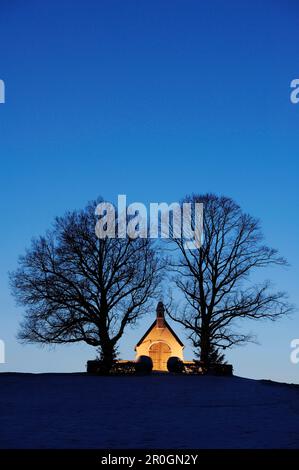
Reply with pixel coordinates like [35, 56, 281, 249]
[0, 0, 298, 382]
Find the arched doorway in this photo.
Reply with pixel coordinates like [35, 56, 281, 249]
[149, 342, 171, 371]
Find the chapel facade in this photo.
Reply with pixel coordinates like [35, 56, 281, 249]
[135, 302, 184, 371]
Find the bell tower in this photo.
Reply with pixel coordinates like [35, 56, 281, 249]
[156, 301, 165, 328]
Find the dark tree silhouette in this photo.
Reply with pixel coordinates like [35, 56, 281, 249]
[167, 194, 292, 367]
[10, 199, 161, 372]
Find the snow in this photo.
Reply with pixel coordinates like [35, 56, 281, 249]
[0, 373, 298, 449]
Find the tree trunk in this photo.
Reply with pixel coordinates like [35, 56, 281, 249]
[200, 329, 211, 370]
[99, 330, 116, 374]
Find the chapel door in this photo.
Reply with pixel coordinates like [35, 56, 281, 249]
[149, 342, 171, 371]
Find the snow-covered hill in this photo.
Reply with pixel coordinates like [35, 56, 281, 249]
[0, 374, 298, 449]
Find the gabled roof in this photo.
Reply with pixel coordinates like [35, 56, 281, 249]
[135, 319, 184, 349]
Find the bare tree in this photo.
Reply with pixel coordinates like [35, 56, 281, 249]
[167, 194, 292, 366]
[10, 199, 161, 372]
